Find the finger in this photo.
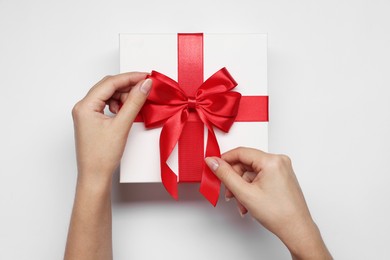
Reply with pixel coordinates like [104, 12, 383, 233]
[237, 201, 248, 217]
[226, 170, 257, 201]
[222, 147, 270, 173]
[236, 171, 257, 217]
[231, 163, 246, 176]
[114, 78, 152, 128]
[227, 166, 250, 217]
[224, 166, 250, 217]
[110, 92, 129, 111]
[242, 171, 257, 183]
[85, 72, 149, 102]
[107, 99, 120, 114]
[120, 93, 129, 104]
[225, 188, 234, 201]
[111, 91, 129, 102]
[205, 157, 251, 201]
[225, 163, 246, 201]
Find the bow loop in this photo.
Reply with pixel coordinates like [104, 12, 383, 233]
[146, 71, 187, 105]
[196, 67, 238, 98]
[197, 91, 241, 132]
[141, 71, 188, 128]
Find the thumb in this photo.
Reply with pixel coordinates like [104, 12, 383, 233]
[115, 78, 152, 128]
[205, 157, 250, 201]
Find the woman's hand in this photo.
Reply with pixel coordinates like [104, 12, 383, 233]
[205, 147, 332, 260]
[65, 72, 152, 260]
[72, 72, 152, 186]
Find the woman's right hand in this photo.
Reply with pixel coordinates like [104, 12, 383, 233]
[205, 147, 332, 260]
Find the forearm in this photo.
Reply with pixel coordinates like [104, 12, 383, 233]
[64, 174, 113, 260]
[66, 73, 150, 259]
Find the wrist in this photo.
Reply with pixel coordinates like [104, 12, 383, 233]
[283, 220, 331, 260]
[76, 169, 113, 195]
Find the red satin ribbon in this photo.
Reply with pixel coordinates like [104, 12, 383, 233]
[134, 33, 268, 206]
[177, 33, 205, 185]
[142, 68, 241, 206]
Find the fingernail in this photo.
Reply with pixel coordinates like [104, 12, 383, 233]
[238, 207, 245, 218]
[225, 196, 231, 202]
[140, 78, 152, 95]
[205, 157, 219, 172]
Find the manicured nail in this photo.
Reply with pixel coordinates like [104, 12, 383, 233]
[140, 78, 152, 95]
[205, 157, 219, 172]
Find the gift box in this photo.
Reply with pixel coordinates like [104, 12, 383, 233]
[119, 33, 268, 205]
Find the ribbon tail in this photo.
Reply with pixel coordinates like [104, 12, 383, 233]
[199, 123, 221, 206]
[159, 110, 188, 200]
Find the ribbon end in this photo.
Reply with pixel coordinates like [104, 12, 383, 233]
[161, 165, 179, 201]
[164, 183, 179, 201]
[199, 184, 219, 207]
[172, 193, 179, 201]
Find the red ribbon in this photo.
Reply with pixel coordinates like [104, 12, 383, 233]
[133, 33, 268, 206]
[142, 68, 241, 206]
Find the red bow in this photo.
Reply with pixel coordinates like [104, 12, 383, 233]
[141, 67, 241, 206]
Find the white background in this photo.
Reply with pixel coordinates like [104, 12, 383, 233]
[1, 0, 389, 259]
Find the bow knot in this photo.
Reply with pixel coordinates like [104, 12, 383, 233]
[187, 97, 197, 110]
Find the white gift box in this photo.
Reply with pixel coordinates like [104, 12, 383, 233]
[119, 33, 268, 183]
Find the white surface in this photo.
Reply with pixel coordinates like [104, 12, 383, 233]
[1, 0, 390, 259]
[120, 34, 268, 182]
